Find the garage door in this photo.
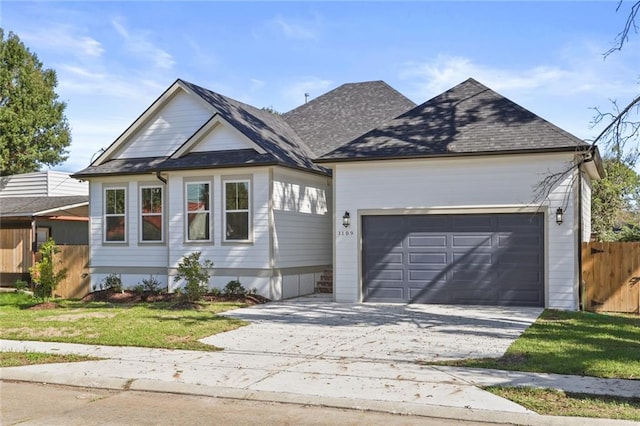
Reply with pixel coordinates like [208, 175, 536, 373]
[362, 213, 544, 306]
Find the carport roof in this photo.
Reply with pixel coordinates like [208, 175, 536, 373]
[0, 196, 88, 218]
[316, 78, 591, 163]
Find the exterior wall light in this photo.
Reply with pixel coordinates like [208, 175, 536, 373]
[342, 211, 351, 228]
[556, 207, 564, 225]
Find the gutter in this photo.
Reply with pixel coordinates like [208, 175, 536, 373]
[314, 145, 593, 164]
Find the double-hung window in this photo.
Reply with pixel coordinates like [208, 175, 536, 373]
[104, 187, 126, 242]
[140, 186, 163, 242]
[224, 180, 250, 241]
[186, 182, 211, 241]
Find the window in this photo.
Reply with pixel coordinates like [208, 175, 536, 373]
[104, 188, 126, 242]
[186, 182, 211, 241]
[140, 186, 163, 242]
[224, 180, 250, 241]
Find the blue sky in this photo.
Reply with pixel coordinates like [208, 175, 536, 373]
[2, 1, 639, 172]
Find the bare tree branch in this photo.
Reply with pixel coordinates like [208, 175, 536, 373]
[605, 0, 640, 56]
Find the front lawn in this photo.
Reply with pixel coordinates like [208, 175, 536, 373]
[487, 386, 640, 421]
[0, 292, 247, 351]
[437, 309, 640, 379]
[0, 351, 99, 367]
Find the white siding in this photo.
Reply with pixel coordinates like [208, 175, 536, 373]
[115, 90, 212, 159]
[88, 177, 169, 292]
[332, 153, 580, 310]
[166, 168, 271, 270]
[191, 124, 255, 152]
[0, 171, 87, 198]
[272, 168, 332, 269]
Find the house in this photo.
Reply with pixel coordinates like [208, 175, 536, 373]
[0, 171, 89, 288]
[74, 77, 603, 309]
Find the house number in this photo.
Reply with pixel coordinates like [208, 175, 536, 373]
[337, 230, 354, 236]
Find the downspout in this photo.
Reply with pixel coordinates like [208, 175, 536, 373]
[155, 171, 167, 185]
[30, 217, 37, 278]
[155, 171, 170, 291]
[577, 162, 584, 311]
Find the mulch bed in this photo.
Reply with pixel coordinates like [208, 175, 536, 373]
[80, 290, 270, 306]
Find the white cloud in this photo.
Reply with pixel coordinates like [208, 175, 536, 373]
[398, 52, 636, 103]
[271, 14, 321, 41]
[20, 25, 104, 58]
[250, 78, 265, 92]
[111, 18, 175, 69]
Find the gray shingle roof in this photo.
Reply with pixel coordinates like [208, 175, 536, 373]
[317, 78, 589, 162]
[74, 150, 284, 178]
[283, 81, 416, 157]
[0, 196, 88, 217]
[75, 79, 329, 178]
[180, 80, 324, 172]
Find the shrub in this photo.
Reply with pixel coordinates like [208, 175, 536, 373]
[140, 275, 162, 295]
[14, 279, 28, 293]
[101, 273, 123, 292]
[174, 252, 213, 303]
[29, 239, 67, 300]
[223, 280, 247, 297]
[209, 287, 222, 297]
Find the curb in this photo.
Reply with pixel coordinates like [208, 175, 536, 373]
[2, 375, 637, 426]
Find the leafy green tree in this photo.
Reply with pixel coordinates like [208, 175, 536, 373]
[0, 29, 71, 175]
[591, 157, 640, 241]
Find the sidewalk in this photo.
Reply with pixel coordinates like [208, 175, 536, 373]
[1, 339, 638, 425]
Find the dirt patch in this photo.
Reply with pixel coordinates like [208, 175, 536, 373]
[28, 302, 61, 311]
[35, 312, 116, 322]
[4, 327, 82, 338]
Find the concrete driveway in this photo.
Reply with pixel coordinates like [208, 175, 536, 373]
[201, 295, 543, 362]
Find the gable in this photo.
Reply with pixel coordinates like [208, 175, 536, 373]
[172, 115, 266, 158]
[113, 89, 212, 159]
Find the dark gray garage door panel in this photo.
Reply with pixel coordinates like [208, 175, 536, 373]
[362, 213, 544, 306]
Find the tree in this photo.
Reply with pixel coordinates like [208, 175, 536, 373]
[0, 29, 70, 176]
[591, 157, 640, 241]
[591, 1, 640, 164]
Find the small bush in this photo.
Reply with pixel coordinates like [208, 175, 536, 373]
[29, 239, 67, 300]
[132, 284, 144, 296]
[209, 287, 222, 297]
[140, 275, 162, 295]
[174, 252, 214, 303]
[223, 280, 247, 297]
[14, 279, 28, 293]
[102, 273, 123, 292]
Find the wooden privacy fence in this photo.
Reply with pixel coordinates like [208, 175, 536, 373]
[53, 245, 90, 299]
[0, 228, 32, 273]
[582, 242, 640, 313]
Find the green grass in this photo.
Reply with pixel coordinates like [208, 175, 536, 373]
[487, 386, 640, 421]
[434, 309, 640, 379]
[0, 292, 247, 351]
[0, 351, 100, 367]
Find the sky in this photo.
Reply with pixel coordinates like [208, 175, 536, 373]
[2, 1, 639, 173]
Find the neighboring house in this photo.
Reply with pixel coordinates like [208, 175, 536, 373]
[0, 171, 89, 286]
[74, 77, 603, 309]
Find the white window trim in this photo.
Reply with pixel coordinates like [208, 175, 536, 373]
[103, 186, 127, 244]
[223, 178, 252, 243]
[184, 180, 212, 243]
[139, 185, 164, 243]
